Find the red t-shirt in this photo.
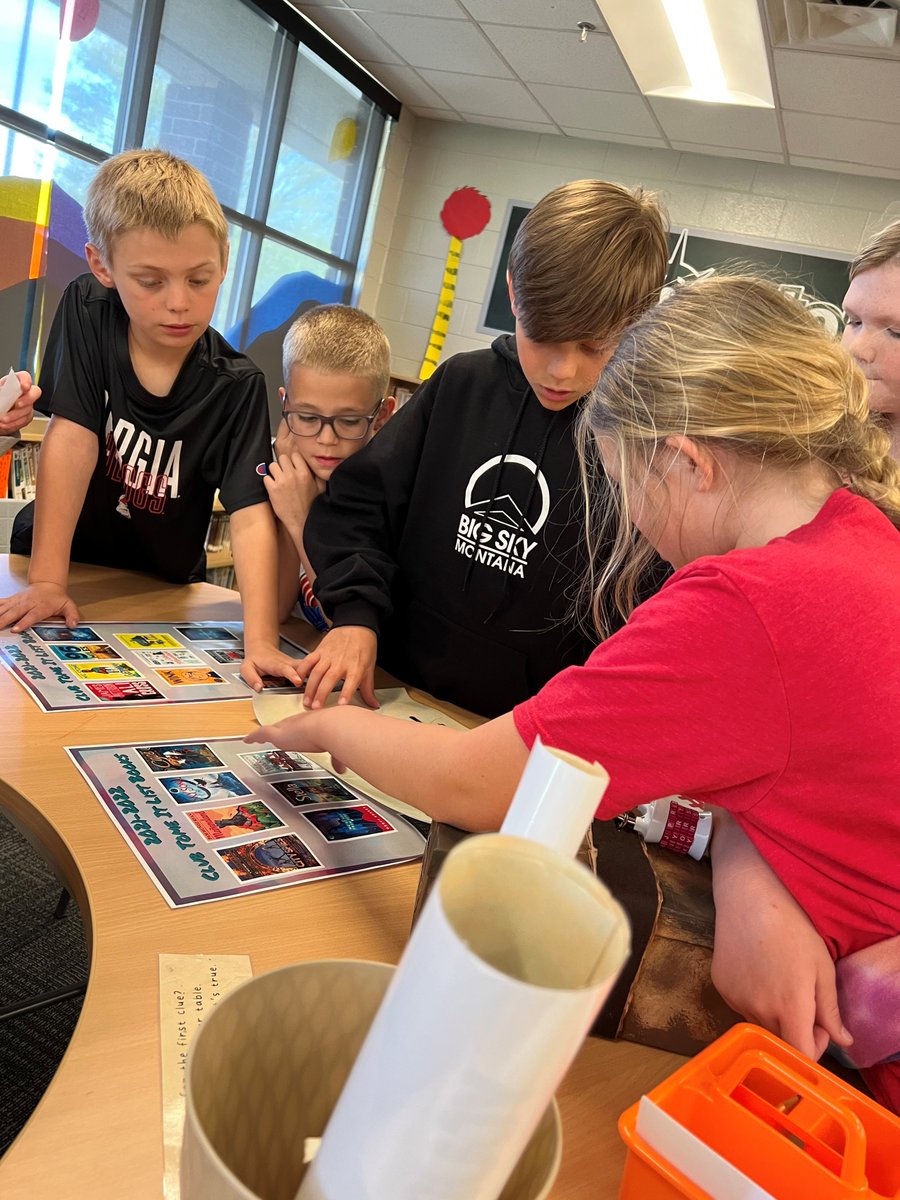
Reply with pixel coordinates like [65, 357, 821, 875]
[514, 489, 900, 1107]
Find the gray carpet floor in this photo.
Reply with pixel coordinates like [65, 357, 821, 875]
[0, 810, 88, 1157]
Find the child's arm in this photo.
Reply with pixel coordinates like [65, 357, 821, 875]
[229, 501, 305, 691]
[300, 393, 433, 709]
[0, 415, 97, 631]
[710, 811, 853, 1061]
[247, 706, 528, 830]
[263, 444, 325, 623]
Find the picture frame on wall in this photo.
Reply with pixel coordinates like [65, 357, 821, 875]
[477, 203, 852, 339]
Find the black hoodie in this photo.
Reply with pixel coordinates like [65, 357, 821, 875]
[305, 335, 602, 717]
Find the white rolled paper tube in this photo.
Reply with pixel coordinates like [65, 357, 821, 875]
[501, 735, 609, 857]
[298, 833, 630, 1200]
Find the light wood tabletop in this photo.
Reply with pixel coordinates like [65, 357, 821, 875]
[0, 556, 684, 1198]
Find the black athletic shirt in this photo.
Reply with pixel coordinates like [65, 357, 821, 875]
[35, 274, 270, 583]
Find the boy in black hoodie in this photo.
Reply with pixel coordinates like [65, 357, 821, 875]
[298, 180, 668, 717]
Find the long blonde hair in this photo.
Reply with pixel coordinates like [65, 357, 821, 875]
[579, 274, 900, 638]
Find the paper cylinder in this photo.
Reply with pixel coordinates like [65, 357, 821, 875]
[180, 959, 561, 1200]
[299, 833, 630, 1200]
[501, 735, 609, 857]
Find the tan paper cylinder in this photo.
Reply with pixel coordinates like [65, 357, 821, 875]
[300, 835, 630, 1200]
[180, 958, 561, 1200]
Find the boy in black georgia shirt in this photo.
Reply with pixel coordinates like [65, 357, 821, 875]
[0, 150, 300, 691]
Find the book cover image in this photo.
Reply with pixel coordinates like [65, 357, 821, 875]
[159, 771, 253, 805]
[187, 801, 284, 841]
[271, 776, 357, 806]
[65, 734, 427, 907]
[303, 806, 395, 842]
[0, 622, 306, 710]
[217, 834, 321, 881]
[87, 680, 165, 702]
[68, 660, 143, 681]
[239, 750, 317, 776]
[50, 643, 121, 661]
[137, 743, 226, 772]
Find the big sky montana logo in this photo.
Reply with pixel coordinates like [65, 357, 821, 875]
[454, 454, 549, 578]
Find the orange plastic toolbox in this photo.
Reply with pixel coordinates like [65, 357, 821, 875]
[618, 1023, 900, 1200]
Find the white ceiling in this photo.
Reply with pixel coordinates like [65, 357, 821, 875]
[292, 0, 900, 179]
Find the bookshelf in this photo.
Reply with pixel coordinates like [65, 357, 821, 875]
[389, 372, 420, 409]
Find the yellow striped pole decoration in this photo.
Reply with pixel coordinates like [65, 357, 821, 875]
[419, 235, 462, 381]
[419, 187, 491, 382]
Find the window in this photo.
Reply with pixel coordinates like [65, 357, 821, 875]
[0, 0, 399, 399]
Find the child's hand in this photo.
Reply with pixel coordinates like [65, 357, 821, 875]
[295, 625, 378, 710]
[264, 444, 325, 539]
[240, 641, 306, 693]
[245, 709, 349, 773]
[0, 583, 80, 632]
[0, 371, 40, 434]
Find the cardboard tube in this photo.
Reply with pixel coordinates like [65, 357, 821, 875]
[501, 736, 609, 857]
[298, 834, 630, 1200]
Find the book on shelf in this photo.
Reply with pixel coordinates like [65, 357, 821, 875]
[8, 442, 40, 500]
[205, 511, 232, 554]
[0, 450, 11, 499]
[392, 384, 415, 409]
[206, 565, 236, 589]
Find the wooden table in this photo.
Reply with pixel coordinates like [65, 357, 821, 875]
[0, 557, 684, 1198]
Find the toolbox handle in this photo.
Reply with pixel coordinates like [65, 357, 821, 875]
[717, 1049, 868, 1187]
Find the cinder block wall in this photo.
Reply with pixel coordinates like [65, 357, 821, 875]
[363, 114, 899, 380]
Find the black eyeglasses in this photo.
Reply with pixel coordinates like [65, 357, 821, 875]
[282, 397, 384, 441]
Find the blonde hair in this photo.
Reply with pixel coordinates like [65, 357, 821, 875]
[578, 274, 900, 637]
[85, 149, 228, 265]
[850, 218, 900, 279]
[507, 179, 669, 344]
[282, 304, 391, 401]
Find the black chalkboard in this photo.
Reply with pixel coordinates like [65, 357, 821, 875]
[478, 202, 529, 336]
[478, 211, 851, 338]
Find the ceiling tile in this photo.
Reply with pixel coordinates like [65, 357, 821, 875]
[360, 13, 512, 76]
[790, 156, 900, 181]
[418, 71, 549, 121]
[530, 83, 659, 137]
[412, 108, 464, 121]
[341, 0, 467, 14]
[561, 127, 667, 148]
[463, 0, 608, 32]
[299, 7, 403, 64]
[669, 144, 784, 164]
[361, 62, 451, 109]
[774, 49, 900, 124]
[783, 110, 900, 173]
[460, 114, 560, 134]
[650, 98, 782, 153]
[481, 26, 635, 91]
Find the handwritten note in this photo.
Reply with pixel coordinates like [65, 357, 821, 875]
[159, 952, 253, 1199]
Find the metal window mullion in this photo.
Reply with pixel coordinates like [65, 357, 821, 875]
[226, 27, 296, 344]
[335, 104, 384, 267]
[113, 0, 166, 152]
[0, 104, 107, 166]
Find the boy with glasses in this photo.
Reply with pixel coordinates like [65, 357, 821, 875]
[263, 305, 394, 646]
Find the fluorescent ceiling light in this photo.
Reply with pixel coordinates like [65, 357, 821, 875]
[595, 0, 774, 108]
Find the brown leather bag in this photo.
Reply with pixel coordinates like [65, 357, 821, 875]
[412, 820, 738, 1058]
